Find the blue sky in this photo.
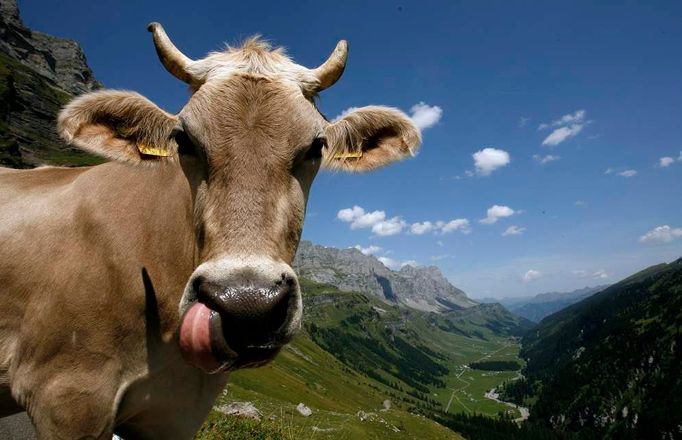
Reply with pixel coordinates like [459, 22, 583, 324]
[22, 0, 682, 298]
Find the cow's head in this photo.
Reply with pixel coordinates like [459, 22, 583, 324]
[57, 23, 420, 373]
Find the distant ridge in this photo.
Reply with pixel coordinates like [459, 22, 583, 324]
[479, 285, 609, 322]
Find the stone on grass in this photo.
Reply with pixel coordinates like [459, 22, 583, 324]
[215, 401, 262, 421]
[296, 403, 312, 417]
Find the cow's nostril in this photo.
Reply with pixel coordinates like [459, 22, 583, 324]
[192, 276, 205, 293]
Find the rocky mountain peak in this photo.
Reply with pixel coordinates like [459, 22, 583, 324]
[294, 240, 477, 312]
[1, 0, 102, 167]
[0, 0, 19, 27]
[0, 0, 101, 95]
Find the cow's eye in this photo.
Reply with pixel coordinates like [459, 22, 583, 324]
[174, 129, 197, 156]
[305, 137, 326, 160]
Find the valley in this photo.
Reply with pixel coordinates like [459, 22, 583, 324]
[197, 278, 531, 439]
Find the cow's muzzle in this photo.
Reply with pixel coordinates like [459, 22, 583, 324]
[178, 257, 302, 373]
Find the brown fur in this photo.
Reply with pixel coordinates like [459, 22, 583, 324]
[0, 36, 420, 439]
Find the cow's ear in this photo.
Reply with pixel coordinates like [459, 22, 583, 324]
[322, 106, 421, 172]
[58, 90, 178, 164]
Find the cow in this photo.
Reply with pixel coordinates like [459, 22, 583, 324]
[0, 23, 421, 439]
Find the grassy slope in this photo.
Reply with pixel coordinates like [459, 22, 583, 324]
[197, 279, 532, 439]
[207, 336, 464, 440]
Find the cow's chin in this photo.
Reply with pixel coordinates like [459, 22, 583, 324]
[178, 302, 281, 373]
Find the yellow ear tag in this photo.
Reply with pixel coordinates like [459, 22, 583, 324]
[333, 151, 363, 160]
[137, 143, 171, 157]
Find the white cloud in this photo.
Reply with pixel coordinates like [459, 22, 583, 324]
[574, 200, 585, 206]
[333, 106, 359, 122]
[340, 206, 468, 237]
[409, 102, 442, 130]
[519, 116, 530, 127]
[436, 240, 444, 247]
[618, 169, 637, 178]
[473, 148, 510, 176]
[378, 256, 399, 269]
[410, 221, 434, 235]
[437, 219, 471, 234]
[337, 206, 364, 222]
[337, 206, 405, 236]
[335, 102, 442, 131]
[659, 157, 675, 168]
[502, 225, 526, 236]
[410, 219, 471, 235]
[592, 269, 609, 279]
[522, 269, 542, 283]
[378, 256, 420, 270]
[372, 217, 407, 236]
[337, 206, 385, 229]
[679, 151, 682, 161]
[539, 109, 586, 129]
[605, 167, 636, 177]
[480, 205, 515, 225]
[539, 110, 588, 147]
[573, 269, 609, 279]
[639, 225, 682, 244]
[353, 245, 382, 255]
[533, 154, 560, 164]
[542, 124, 584, 146]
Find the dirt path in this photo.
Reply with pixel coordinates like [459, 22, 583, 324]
[483, 386, 529, 422]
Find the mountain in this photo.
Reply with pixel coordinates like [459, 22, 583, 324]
[483, 285, 609, 322]
[294, 240, 477, 312]
[0, 0, 101, 167]
[505, 258, 682, 439]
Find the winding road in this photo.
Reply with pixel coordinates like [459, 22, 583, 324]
[444, 340, 529, 422]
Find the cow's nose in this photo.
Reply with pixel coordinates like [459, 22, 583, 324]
[192, 273, 297, 351]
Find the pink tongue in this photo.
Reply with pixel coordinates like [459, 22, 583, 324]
[179, 303, 220, 371]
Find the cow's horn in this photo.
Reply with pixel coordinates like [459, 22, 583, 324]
[312, 40, 348, 91]
[147, 22, 196, 84]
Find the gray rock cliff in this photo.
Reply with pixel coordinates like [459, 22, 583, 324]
[0, 0, 101, 167]
[294, 240, 477, 312]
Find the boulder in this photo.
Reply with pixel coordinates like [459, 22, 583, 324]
[296, 403, 312, 417]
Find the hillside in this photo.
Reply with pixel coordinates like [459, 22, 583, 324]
[507, 258, 682, 439]
[196, 277, 532, 439]
[294, 240, 477, 311]
[489, 285, 608, 323]
[0, 0, 100, 167]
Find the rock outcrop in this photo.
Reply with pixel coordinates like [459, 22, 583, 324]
[0, 0, 101, 167]
[0, 0, 100, 95]
[294, 240, 477, 312]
